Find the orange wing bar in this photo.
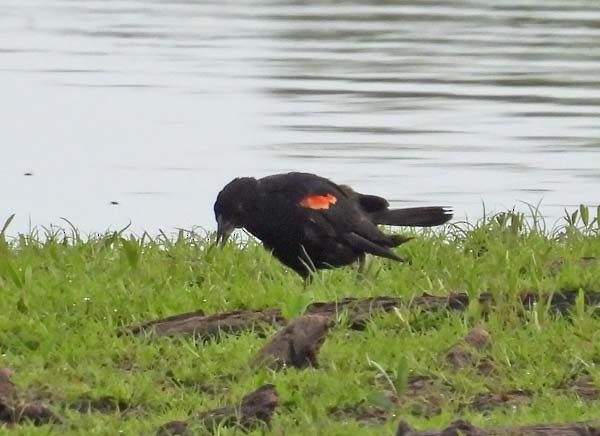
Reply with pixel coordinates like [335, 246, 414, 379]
[299, 193, 338, 210]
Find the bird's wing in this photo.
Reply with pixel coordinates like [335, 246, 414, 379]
[259, 172, 393, 246]
[296, 188, 392, 247]
[337, 184, 389, 213]
[341, 232, 404, 261]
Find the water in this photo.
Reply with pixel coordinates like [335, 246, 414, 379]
[2, 0, 600, 235]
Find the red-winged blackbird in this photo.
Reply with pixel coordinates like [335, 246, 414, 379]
[214, 172, 452, 278]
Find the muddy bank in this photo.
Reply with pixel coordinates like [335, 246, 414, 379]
[120, 289, 600, 340]
[396, 419, 600, 436]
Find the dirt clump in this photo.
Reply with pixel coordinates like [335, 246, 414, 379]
[157, 384, 278, 435]
[250, 315, 332, 369]
[0, 367, 60, 426]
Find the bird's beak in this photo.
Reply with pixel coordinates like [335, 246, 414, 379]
[215, 215, 235, 246]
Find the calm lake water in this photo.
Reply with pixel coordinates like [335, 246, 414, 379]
[2, 0, 600, 235]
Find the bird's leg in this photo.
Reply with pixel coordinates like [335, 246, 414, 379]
[357, 253, 369, 281]
[302, 272, 314, 289]
[299, 245, 318, 284]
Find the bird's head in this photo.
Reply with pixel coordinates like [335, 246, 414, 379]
[213, 177, 259, 245]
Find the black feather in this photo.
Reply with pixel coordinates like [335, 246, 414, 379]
[371, 206, 453, 227]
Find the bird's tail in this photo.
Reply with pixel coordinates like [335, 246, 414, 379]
[371, 206, 453, 227]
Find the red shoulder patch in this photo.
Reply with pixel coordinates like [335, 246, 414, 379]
[299, 193, 338, 210]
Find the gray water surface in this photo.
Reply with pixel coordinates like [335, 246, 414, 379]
[2, 0, 600, 235]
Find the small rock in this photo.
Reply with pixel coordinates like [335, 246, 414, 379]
[464, 327, 491, 350]
[70, 395, 129, 413]
[0, 367, 13, 381]
[469, 390, 531, 412]
[156, 420, 190, 436]
[446, 344, 474, 368]
[477, 359, 496, 377]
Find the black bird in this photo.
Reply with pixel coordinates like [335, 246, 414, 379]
[214, 172, 452, 278]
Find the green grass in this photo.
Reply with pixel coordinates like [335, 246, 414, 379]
[0, 207, 599, 435]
